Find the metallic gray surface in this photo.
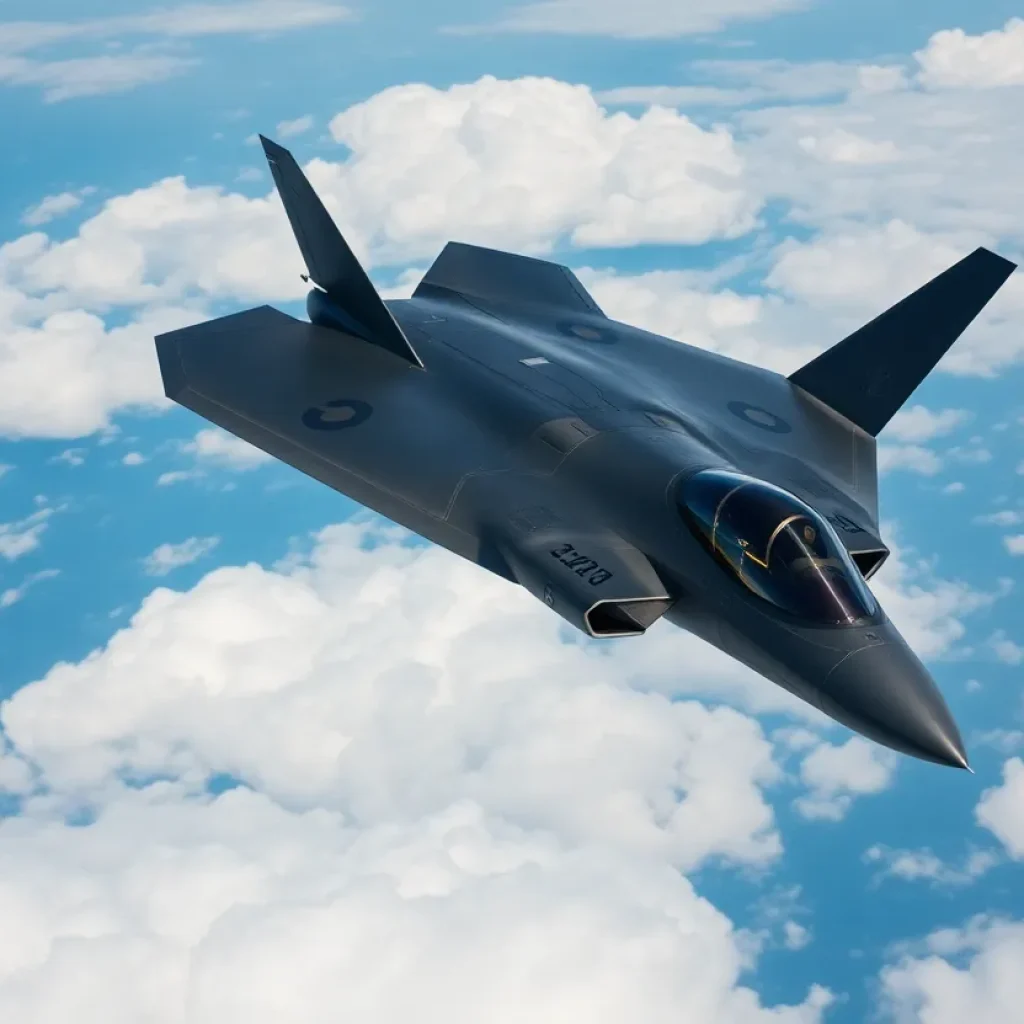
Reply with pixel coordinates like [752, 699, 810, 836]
[155, 136, 1019, 771]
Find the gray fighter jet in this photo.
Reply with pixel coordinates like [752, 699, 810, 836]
[156, 135, 1017, 769]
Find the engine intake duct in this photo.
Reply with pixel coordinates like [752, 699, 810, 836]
[497, 527, 673, 639]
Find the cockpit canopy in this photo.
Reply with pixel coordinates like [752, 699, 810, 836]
[680, 469, 879, 627]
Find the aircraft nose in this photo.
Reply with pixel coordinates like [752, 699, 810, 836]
[819, 642, 970, 769]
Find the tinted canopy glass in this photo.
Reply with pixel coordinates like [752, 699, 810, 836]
[680, 469, 878, 626]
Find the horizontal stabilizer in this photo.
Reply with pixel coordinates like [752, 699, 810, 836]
[414, 241, 605, 316]
[259, 134, 423, 368]
[789, 247, 1016, 436]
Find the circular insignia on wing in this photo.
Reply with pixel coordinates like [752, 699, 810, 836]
[555, 320, 617, 344]
[727, 401, 791, 434]
[302, 398, 373, 431]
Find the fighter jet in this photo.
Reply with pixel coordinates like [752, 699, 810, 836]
[155, 135, 1017, 769]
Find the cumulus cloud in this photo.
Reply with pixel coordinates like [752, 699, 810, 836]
[2, 521, 786, 869]
[454, 0, 809, 39]
[879, 916, 1024, 1022]
[975, 758, 1024, 858]
[142, 536, 220, 576]
[323, 77, 759, 257]
[3, 77, 758, 306]
[0, 786, 834, 1022]
[0, 520, 849, 1020]
[1005, 535, 1024, 555]
[0, 302, 199, 439]
[915, 18, 1024, 89]
[793, 737, 898, 821]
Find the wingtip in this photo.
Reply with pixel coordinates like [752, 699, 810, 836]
[973, 246, 1018, 274]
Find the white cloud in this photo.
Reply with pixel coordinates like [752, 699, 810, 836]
[0, 786, 833, 1023]
[976, 758, 1024, 858]
[0, 520, 849, 1020]
[276, 114, 314, 138]
[0, 2, 355, 53]
[915, 18, 1024, 89]
[0, 302, 199, 439]
[2, 521, 786, 871]
[793, 737, 898, 821]
[867, 532, 1005, 660]
[886, 406, 971, 443]
[20, 191, 86, 227]
[863, 844, 999, 886]
[49, 447, 86, 467]
[576, 267, 823, 374]
[975, 510, 1022, 527]
[942, 482, 965, 494]
[0, 53, 198, 102]
[879, 916, 1024, 1023]
[181, 428, 273, 471]
[142, 536, 220, 576]
[877, 444, 943, 476]
[0, 568, 59, 609]
[0, 3, 355, 100]
[797, 128, 901, 165]
[324, 77, 759, 257]
[454, 0, 810, 39]
[947, 442, 993, 465]
[989, 630, 1024, 665]
[157, 469, 200, 487]
[1004, 535, 1024, 555]
[783, 920, 811, 950]
[972, 730, 1024, 754]
[122, 451, 145, 466]
[597, 59, 867, 109]
[2, 77, 758, 312]
[0, 506, 54, 561]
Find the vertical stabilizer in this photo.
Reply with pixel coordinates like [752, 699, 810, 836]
[789, 247, 1015, 436]
[259, 134, 423, 368]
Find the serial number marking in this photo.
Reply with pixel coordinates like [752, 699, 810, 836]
[826, 513, 865, 535]
[549, 542, 614, 586]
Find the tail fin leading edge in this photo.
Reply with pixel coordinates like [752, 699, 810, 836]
[259, 135, 423, 368]
[789, 247, 1016, 436]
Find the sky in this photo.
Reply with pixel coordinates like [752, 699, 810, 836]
[0, 1, 1023, 1020]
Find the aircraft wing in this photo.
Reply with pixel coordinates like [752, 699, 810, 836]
[155, 305, 505, 540]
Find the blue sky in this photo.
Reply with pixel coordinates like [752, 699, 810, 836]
[1, 2, 1023, 1021]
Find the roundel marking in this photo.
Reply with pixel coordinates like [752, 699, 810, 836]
[727, 400, 791, 434]
[302, 398, 373, 431]
[555, 320, 617, 344]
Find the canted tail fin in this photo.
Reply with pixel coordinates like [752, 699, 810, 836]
[259, 134, 423, 368]
[789, 247, 1016, 436]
